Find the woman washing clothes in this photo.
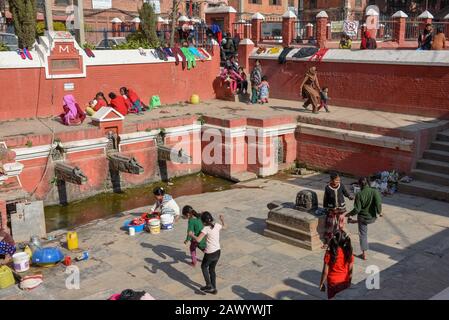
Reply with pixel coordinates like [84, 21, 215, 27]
[149, 187, 181, 223]
[299, 66, 321, 114]
[60, 94, 86, 126]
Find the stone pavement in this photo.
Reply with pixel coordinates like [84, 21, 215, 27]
[1, 99, 446, 141]
[1, 173, 449, 300]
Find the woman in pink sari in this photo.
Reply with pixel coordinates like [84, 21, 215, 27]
[60, 94, 86, 126]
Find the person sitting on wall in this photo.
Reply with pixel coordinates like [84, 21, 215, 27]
[339, 34, 352, 49]
[221, 32, 236, 61]
[431, 28, 446, 50]
[120, 87, 145, 114]
[0, 228, 16, 265]
[108, 92, 129, 117]
[360, 31, 377, 50]
[60, 94, 86, 126]
[86, 92, 109, 116]
[418, 24, 433, 50]
[220, 64, 243, 95]
[149, 187, 181, 223]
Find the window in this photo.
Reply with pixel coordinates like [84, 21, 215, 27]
[249, 0, 262, 4]
[54, 0, 71, 5]
[270, 0, 282, 5]
[310, 0, 317, 9]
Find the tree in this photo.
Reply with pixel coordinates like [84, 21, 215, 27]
[8, 0, 37, 49]
[139, 2, 159, 47]
[169, 0, 182, 47]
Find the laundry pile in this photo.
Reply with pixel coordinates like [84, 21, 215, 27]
[351, 170, 409, 196]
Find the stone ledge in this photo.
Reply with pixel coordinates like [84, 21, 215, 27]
[297, 123, 414, 152]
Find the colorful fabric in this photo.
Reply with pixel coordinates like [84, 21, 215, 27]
[60, 95, 86, 126]
[258, 81, 269, 99]
[180, 47, 196, 70]
[324, 208, 346, 244]
[110, 96, 128, 116]
[324, 247, 353, 287]
[186, 217, 207, 249]
[0, 241, 16, 256]
[189, 46, 206, 60]
[172, 46, 187, 69]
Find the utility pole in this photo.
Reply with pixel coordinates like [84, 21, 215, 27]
[73, 0, 85, 45]
[44, 0, 53, 31]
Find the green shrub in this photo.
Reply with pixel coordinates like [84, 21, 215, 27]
[36, 21, 66, 37]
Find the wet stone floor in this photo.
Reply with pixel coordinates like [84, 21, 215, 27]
[1, 174, 449, 300]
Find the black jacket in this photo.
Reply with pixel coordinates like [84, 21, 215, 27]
[323, 184, 352, 210]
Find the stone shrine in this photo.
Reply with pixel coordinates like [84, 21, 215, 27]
[264, 190, 325, 251]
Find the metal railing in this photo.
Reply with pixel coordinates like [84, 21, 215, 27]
[232, 21, 251, 40]
[293, 20, 316, 43]
[405, 20, 420, 40]
[261, 16, 283, 42]
[377, 20, 396, 40]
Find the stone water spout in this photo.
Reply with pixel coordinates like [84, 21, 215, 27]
[157, 145, 192, 164]
[54, 163, 88, 185]
[107, 153, 144, 174]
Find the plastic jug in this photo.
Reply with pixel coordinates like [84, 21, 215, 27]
[67, 231, 79, 250]
[0, 266, 15, 289]
[24, 245, 33, 259]
[190, 94, 200, 105]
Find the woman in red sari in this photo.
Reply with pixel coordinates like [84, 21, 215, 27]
[319, 230, 354, 299]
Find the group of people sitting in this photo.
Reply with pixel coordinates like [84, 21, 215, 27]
[60, 87, 147, 126]
[338, 31, 377, 50]
[220, 58, 270, 104]
[418, 24, 446, 50]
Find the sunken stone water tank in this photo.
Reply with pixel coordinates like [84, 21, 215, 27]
[264, 190, 325, 251]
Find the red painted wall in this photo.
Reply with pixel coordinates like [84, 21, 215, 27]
[254, 58, 449, 119]
[297, 133, 413, 177]
[0, 54, 220, 121]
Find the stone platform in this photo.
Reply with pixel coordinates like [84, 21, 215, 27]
[1, 175, 449, 300]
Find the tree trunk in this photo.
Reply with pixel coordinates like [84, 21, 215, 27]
[169, 0, 180, 47]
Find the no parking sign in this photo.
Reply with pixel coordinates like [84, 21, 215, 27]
[343, 20, 359, 37]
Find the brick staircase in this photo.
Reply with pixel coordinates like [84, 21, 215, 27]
[399, 129, 449, 202]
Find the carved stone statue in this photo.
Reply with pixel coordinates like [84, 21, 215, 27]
[295, 189, 318, 213]
[108, 154, 144, 174]
[55, 163, 88, 185]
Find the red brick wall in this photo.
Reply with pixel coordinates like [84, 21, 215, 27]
[297, 133, 413, 177]
[255, 58, 449, 118]
[0, 55, 220, 121]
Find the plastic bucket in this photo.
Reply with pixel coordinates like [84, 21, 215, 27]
[148, 218, 160, 227]
[12, 252, 30, 273]
[160, 214, 174, 230]
[150, 225, 161, 234]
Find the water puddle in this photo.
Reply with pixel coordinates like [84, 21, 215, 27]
[44, 173, 234, 232]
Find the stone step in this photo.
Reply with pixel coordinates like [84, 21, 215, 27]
[431, 141, 449, 153]
[423, 149, 449, 163]
[398, 180, 449, 202]
[411, 169, 449, 187]
[264, 229, 318, 251]
[229, 171, 258, 182]
[266, 219, 318, 242]
[416, 159, 449, 175]
[437, 130, 449, 142]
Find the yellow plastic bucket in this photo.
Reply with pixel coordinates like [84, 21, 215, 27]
[190, 94, 200, 105]
[0, 266, 15, 289]
[67, 231, 79, 251]
[150, 225, 161, 234]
